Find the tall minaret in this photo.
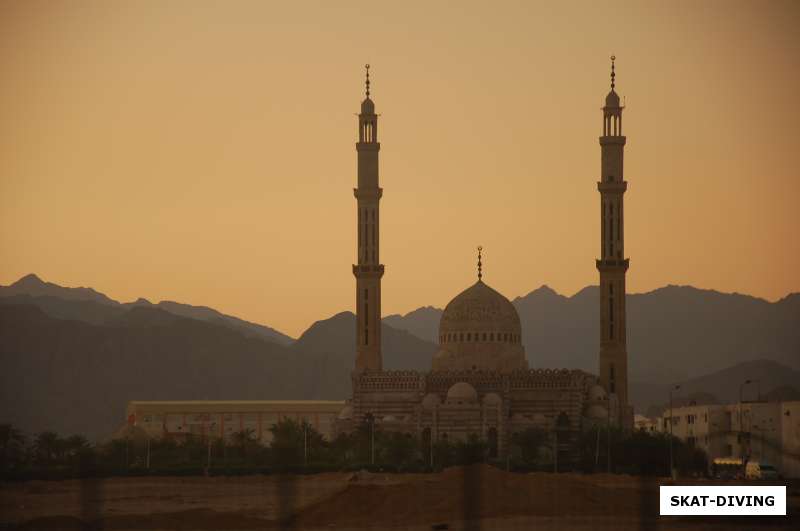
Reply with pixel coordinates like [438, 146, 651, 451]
[353, 64, 384, 372]
[597, 56, 630, 426]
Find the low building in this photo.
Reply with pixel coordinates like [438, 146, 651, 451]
[125, 400, 345, 443]
[659, 401, 800, 478]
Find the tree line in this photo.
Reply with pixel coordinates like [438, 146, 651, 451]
[0, 420, 707, 480]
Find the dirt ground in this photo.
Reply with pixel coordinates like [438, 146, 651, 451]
[1, 466, 797, 530]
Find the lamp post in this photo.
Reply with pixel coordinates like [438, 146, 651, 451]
[739, 379, 757, 469]
[364, 412, 375, 466]
[303, 420, 308, 467]
[669, 384, 681, 479]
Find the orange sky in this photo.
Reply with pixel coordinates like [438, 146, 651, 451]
[1, 1, 798, 338]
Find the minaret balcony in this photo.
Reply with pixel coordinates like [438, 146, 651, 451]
[597, 181, 627, 193]
[599, 136, 627, 145]
[354, 188, 383, 200]
[355, 142, 381, 151]
[353, 264, 385, 277]
[596, 259, 629, 272]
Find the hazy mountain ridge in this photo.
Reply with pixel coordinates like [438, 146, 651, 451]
[0, 304, 298, 440]
[0, 274, 294, 346]
[632, 359, 800, 418]
[0, 303, 437, 440]
[383, 284, 800, 383]
[1, 275, 798, 439]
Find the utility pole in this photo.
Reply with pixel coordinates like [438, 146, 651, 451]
[595, 425, 600, 470]
[669, 384, 681, 479]
[607, 398, 611, 473]
[739, 379, 753, 467]
[430, 433, 434, 469]
[554, 430, 558, 473]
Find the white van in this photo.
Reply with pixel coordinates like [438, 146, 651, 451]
[745, 461, 780, 480]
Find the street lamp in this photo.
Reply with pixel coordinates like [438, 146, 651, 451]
[303, 420, 308, 467]
[739, 379, 757, 467]
[669, 384, 681, 479]
[364, 413, 375, 466]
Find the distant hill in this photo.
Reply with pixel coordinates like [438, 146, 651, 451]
[1, 275, 798, 439]
[381, 284, 800, 384]
[633, 359, 800, 417]
[383, 306, 442, 346]
[289, 311, 437, 399]
[0, 274, 294, 346]
[0, 304, 436, 440]
[0, 304, 297, 440]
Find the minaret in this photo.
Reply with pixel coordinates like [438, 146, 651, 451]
[353, 64, 384, 372]
[597, 56, 630, 426]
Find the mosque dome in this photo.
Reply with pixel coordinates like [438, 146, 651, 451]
[605, 89, 620, 108]
[446, 382, 478, 404]
[433, 279, 528, 373]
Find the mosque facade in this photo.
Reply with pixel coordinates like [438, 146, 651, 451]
[335, 60, 634, 463]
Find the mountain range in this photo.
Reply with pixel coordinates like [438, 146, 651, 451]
[0, 274, 798, 440]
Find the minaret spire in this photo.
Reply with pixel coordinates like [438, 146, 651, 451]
[477, 246, 483, 282]
[610, 55, 616, 90]
[365, 63, 370, 98]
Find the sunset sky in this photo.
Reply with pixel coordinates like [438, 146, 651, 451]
[1, 0, 798, 338]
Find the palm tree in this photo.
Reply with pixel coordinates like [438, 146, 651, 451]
[34, 431, 61, 465]
[230, 428, 256, 459]
[0, 424, 27, 471]
[64, 435, 90, 462]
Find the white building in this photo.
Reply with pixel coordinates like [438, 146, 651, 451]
[657, 401, 800, 478]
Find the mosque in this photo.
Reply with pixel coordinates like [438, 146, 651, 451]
[126, 59, 633, 462]
[335, 59, 634, 462]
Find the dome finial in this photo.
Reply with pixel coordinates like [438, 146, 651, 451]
[610, 55, 616, 90]
[477, 245, 483, 281]
[365, 64, 370, 98]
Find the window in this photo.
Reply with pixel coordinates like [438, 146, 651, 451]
[482, 332, 487, 341]
[467, 333, 471, 341]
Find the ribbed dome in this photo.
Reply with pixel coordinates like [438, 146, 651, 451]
[440, 280, 521, 333]
[605, 90, 620, 108]
[433, 280, 528, 372]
